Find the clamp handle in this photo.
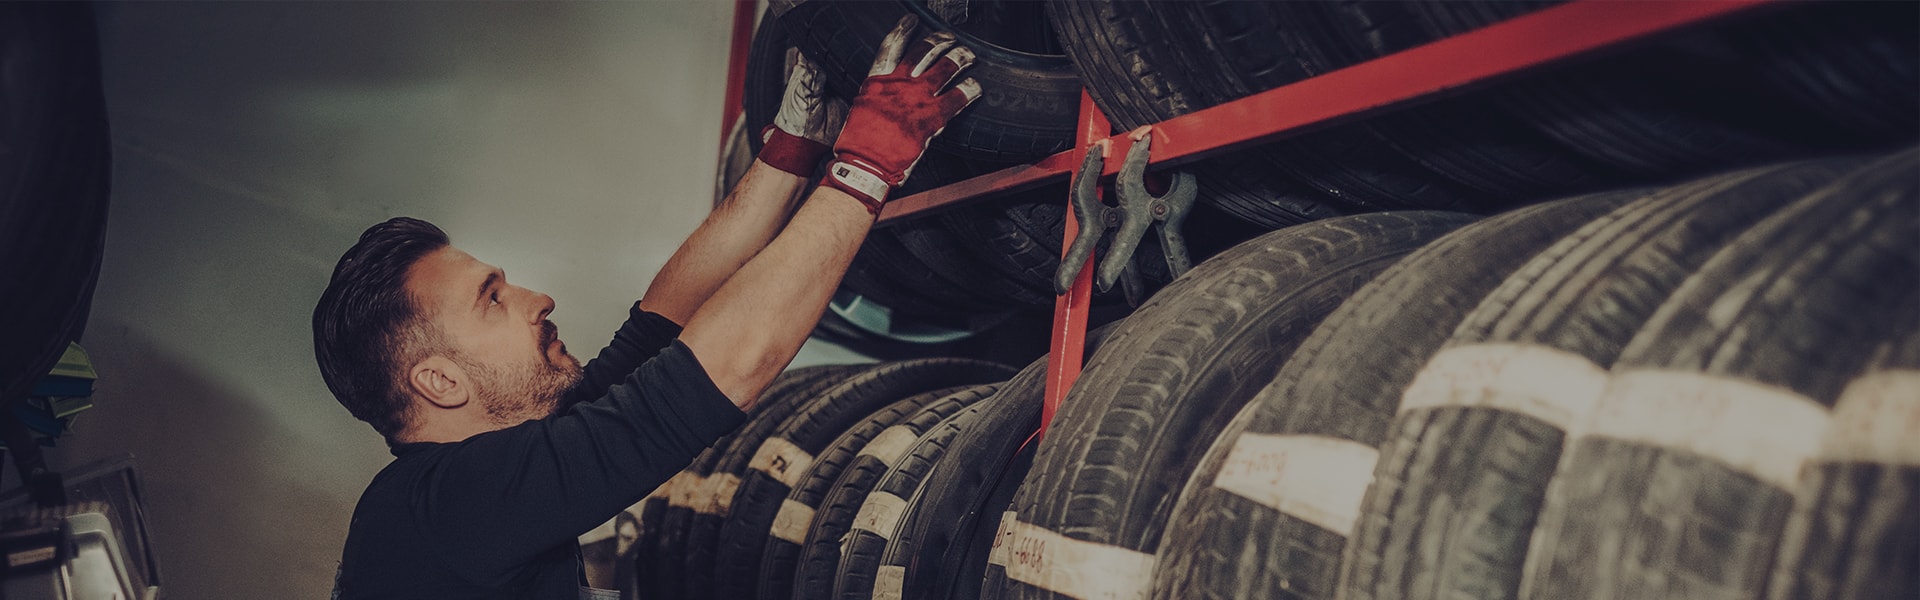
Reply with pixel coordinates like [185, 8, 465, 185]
[1097, 131, 1198, 292]
[1054, 145, 1110, 295]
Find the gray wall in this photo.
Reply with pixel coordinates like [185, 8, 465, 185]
[61, 2, 865, 597]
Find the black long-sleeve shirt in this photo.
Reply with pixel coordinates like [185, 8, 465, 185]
[334, 307, 746, 599]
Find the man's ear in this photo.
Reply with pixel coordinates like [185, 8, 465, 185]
[409, 355, 470, 409]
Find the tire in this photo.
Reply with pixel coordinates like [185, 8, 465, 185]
[1404, 2, 1907, 179]
[1047, 0, 1457, 220]
[1148, 189, 1641, 600]
[728, 383, 997, 600]
[1042, 0, 1352, 225]
[631, 365, 864, 600]
[745, 5, 1048, 318]
[0, 3, 110, 406]
[875, 356, 1049, 600]
[1726, 2, 1920, 145]
[1343, 157, 1862, 600]
[831, 404, 981, 599]
[779, 0, 1078, 162]
[680, 358, 1014, 600]
[983, 211, 1477, 600]
[1767, 326, 1920, 600]
[1521, 149, 1918, 600]
[1265, 1, 1625, 204]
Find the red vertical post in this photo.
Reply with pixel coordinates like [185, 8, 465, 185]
[719, 0, 758, 152]
[1037, 91, 1108, 441]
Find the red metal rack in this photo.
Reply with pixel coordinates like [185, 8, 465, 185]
[724, 0, 1781, 440]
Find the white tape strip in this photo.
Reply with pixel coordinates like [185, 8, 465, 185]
[851, 491, 910, 541]
[1819, 370, 1920, 465]
[1400, 343, 1609, 430]
[1586, 370, 1830, 490]
[1001, 516, 1155, 600]
[770, 499, 817, 545]
[750, 437, 816, 487]
[1212, 434, 1378, 537]
[580, 518, 618, 545]
[668, 473, 708, 509]
[859, 426, 920, 466]
[873, 565, 906, 600]
[702, 473, 742, 516]
[647, 471, 687, 500]
[986, 511, 1016, 567]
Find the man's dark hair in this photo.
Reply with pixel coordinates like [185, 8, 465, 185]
[313, 217, 451, 444]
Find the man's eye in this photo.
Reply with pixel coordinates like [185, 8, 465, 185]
[489, 291, 501, 306]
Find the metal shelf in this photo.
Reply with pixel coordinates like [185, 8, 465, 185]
[728, 0, 1782, 439]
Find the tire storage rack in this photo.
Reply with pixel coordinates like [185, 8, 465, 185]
[619, 1, 1919, 599]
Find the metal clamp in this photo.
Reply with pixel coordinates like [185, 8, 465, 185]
[1054, 129, 1197, 303]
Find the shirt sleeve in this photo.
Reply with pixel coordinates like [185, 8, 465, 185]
[412, 340, 747, 580]
[562, 305, 683, 408]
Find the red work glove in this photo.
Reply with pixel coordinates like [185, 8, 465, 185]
[822, 15, 983, 214]
[758, 49, 847, 177]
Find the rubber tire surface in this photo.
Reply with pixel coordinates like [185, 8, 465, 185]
[713, 384, 984, 600]
[831, 405, 981, 599]
[780, 0, 1079, 162]
[878, 358, 1046, 600]
[1343, 157, 1862, 600]
[1149, 190, 1641, 600]
[1521, 149, 1919, 600]
[743, 7, 1047, 318]
[681, 358, 1013, 599]
[0, 3, 111, 407]
[1267, 1, 1623, 204]
[631, 365, 863, 599]
[1043, 0, 1351, 227]
[1766, 325, 1920, 600]
[1404, 1, 1894, 179]
[983, 212, 1477, 600]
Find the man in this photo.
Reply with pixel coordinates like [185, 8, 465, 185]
[315, 17, 980, 599]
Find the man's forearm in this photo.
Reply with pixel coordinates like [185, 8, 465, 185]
[679, 187, 873, 408]
[638, 160, 808, 324]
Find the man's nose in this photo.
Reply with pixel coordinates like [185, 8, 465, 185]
[531, 291, 556, 322]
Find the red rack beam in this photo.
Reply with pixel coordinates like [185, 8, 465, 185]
[877, 0, 1777, 224]
[718, 0, 758, 154]
[1036, 91, 1108, 442]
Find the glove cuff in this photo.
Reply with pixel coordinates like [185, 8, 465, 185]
[758, 125, 831, 177]
[822, 157, 891, 215]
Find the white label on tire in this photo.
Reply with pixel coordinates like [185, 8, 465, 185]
[648, 471, 687, 500]
[858, 426, 921, 466]
[851, 491, 909, 541]
[987, 511, 1016, 567]
[701, 473, 742, 516]
[750, 437, 816, 487]
[1587, 370, 1830, 490]
[873, 565, 906, 600]
[770, 499, 817, 545]
[1212, 434, 1378, 537]
[1822, 370, 1920, 465]
[1001, 516, 1154, 600]
[668, 474, 707, 509]
[1400, 343, 1609, 430]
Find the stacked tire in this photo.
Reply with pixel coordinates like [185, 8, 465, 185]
[751, 1, 1915, 357]
[638, 152, 1914, 600]
[981, 150, 1917, 600]
[680, 2, 1917, 596]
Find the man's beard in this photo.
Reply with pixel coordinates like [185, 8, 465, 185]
[457, 341, 583, 426]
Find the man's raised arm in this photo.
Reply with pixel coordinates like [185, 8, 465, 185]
[680, 16, 982, 408]
[638, 47, 848, 324]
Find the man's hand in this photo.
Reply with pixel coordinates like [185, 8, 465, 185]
[821, 15, 983, 214]
[758, 49, 847, 177]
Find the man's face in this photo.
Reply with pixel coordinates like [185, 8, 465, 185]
[407, 246, 583, 426]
